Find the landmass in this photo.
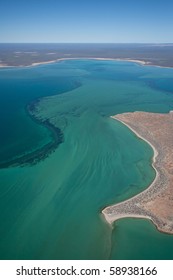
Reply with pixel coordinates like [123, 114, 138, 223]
[102, 111, 173, 234]
[0, 43, 173, 68]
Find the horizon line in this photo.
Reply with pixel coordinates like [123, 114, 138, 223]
[0, 42, 173, 45]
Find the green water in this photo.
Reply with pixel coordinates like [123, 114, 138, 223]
[111, 219, 173, 260]
[0, 59, 173, 259]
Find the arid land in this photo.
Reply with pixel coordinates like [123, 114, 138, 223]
[102, 111, 173, 234]
[1, 43, 173, 67]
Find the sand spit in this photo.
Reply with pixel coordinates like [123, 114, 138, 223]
[102, 111, 173, 234]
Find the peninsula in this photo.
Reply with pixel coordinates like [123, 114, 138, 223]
[102, 111, 173, 234]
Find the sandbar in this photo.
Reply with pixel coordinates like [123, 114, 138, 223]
[102, 111, 173, 234]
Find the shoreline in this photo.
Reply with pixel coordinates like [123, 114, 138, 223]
[0, 57, 173, 69]
[102, 116, 159, 224]
[102, 111, 173, 234]
[102, 116, 158, 224]
[111, 116, 158, 163]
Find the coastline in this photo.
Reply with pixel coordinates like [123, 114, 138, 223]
[102, 111, 173, 234]
[111, 116, 158, 163]
[102, 115, 159, 224]
[0, 57, 172, 69]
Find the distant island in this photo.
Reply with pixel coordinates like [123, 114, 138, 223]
[102, 111, 173, 234]
[0, 43, 173, 68]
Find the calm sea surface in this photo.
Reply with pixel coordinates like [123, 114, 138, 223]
[0, 59, 173, 259]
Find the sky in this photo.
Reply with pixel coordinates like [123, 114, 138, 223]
[1, 0, 173, 43]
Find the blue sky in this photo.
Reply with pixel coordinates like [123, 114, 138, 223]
[1, 0, 173, 43]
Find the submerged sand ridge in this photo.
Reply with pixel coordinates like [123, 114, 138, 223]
[102, 111, 173, 234]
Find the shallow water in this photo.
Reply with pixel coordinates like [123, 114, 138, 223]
[111, 219, 173, 260]
[0, 59, 173, 259]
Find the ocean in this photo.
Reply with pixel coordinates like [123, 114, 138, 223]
[0, 59, 173, 259]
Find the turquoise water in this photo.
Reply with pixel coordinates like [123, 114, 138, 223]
[111, 219, 173, 260]
[0, 59, 173, 259]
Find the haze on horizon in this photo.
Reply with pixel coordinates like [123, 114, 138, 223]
[1, 0, 173, 44]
